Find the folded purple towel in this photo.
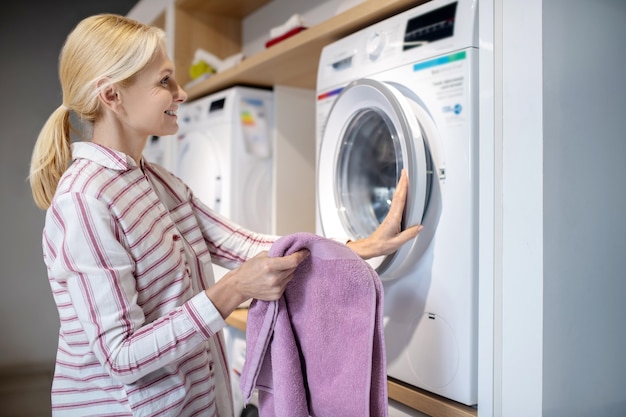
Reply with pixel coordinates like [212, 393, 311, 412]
[240, 232, 388, 417]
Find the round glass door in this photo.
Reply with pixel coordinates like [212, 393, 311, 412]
[335, 107, 403, 239]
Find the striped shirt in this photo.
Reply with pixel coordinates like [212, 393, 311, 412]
[42, 142, 276, 416]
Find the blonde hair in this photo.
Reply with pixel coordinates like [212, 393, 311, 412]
[29, 14, 166, 209]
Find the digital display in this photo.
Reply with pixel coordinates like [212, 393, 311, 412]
[209, 98, 225, 113]
[403, 2, 458, 51]
[332, 55, 353, 71]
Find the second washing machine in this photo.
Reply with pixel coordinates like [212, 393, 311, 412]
[175, 86, 274, 237]
[316, 0, 478, 406]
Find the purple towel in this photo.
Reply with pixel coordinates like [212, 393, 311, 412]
[240, 232, 388, 417]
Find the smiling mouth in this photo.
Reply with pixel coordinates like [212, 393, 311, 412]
[165, 110, 177, 116]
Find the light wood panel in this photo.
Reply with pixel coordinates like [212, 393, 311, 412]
[388, 378, 477, 417]
[174, 7, 242, 87]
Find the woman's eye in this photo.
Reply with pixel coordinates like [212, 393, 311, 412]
[160, 76, 170, 86]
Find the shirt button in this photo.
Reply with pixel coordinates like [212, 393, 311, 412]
[185, 267, 191, 276]
[173, 234, 181, 241]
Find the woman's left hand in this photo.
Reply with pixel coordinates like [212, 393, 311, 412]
[347, 169, 423, 260]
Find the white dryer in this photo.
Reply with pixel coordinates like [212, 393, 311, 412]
[316, 0, 478, 406]
[175, 86, 274, 234]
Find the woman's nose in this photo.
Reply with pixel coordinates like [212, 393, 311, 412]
[174, 82, 188, 103]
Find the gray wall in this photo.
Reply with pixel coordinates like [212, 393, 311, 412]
[543, 0, 626, 416]
[0, 1, 138, 369]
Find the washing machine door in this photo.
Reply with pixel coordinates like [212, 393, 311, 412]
[176, 130, 223, 212]
[317, 78, 433, 280]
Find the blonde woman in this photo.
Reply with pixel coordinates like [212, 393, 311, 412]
[29, 13, 421, 417]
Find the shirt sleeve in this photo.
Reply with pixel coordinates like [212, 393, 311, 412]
[189, 194, 278, 269]
[45, 192, 225, 384]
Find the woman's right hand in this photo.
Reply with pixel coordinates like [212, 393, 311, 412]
[205, 249, 310, 319]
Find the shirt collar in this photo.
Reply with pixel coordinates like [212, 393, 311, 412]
[72, 142, 140, 171]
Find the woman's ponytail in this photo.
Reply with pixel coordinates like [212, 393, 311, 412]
[29, 104, 72, 210]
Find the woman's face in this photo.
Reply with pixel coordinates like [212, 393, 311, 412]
[117, 47, 188, 139]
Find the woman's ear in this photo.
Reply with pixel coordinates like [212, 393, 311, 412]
[96, 78, 121, 112]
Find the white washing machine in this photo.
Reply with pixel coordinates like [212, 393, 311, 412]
[175, 86, 274, 238]
[143, 133, 177, 172]
[316, 0, 478, 406]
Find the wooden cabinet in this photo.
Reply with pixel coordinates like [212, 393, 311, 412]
[173, 0, 273, 89]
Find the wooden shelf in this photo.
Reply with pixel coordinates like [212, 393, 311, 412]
[388, 378, 477, 417]
[184, 0, 428, 100]
[225, 307, 477, 417]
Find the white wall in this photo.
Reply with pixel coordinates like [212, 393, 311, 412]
[542, 0, 626, 415]
[481, 0, 626, 416]
[498, 1, 545, 415]
[272, 86, 317, 234]
[126, 0, 170, 23]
